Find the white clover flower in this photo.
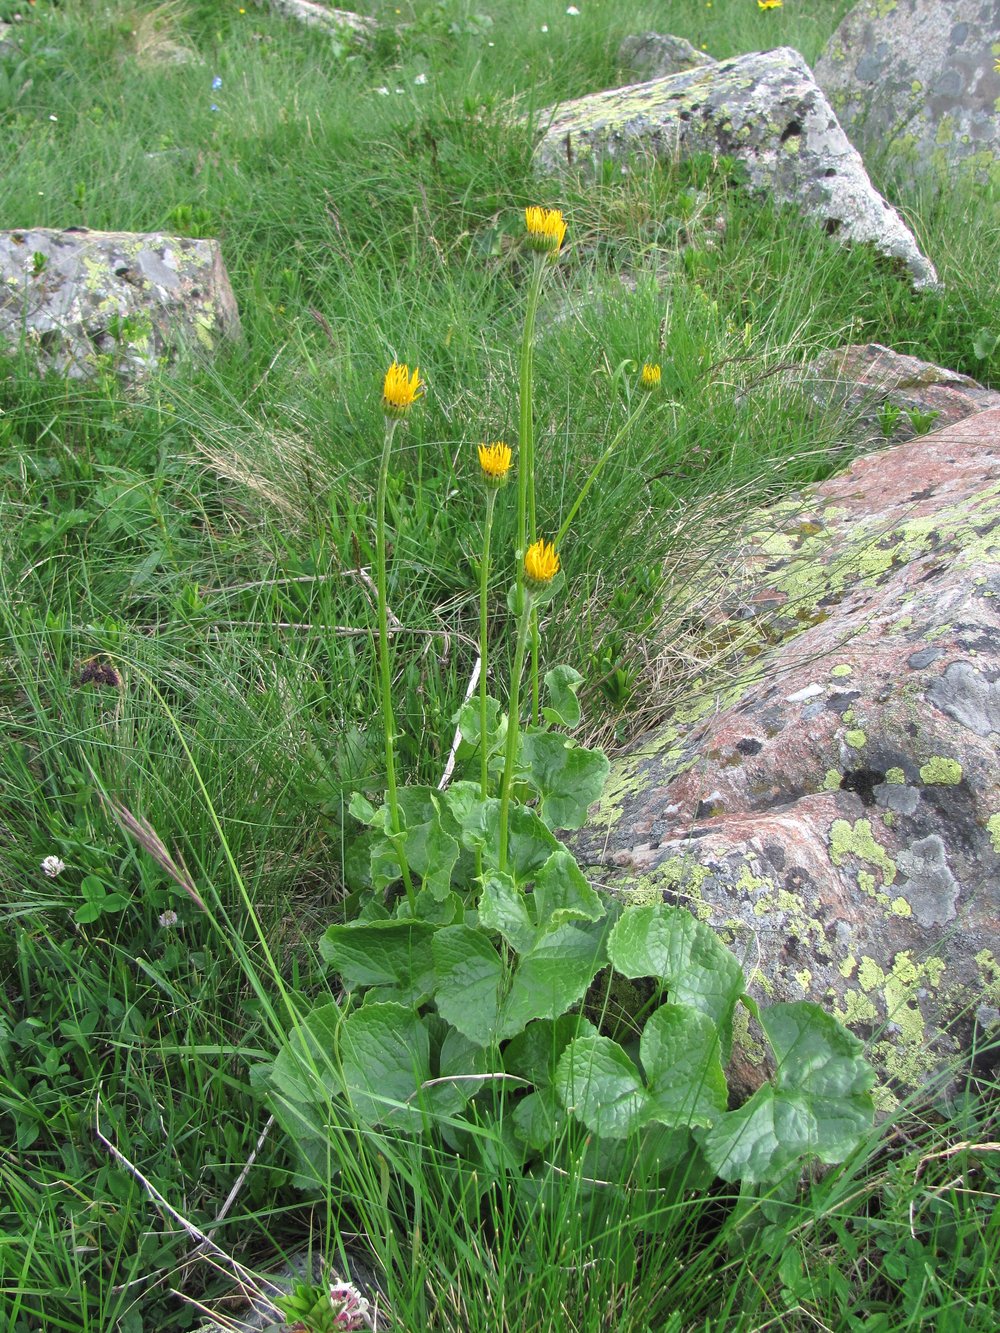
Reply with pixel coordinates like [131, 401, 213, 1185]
[566, 5, 581, 14]
[414, 72, 428, 85]
[42, 855, 66, 878]
[159, 909, 179, 929]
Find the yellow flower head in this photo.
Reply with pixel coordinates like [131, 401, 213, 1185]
[478, 441, 512, 486]
[524, 538, 560, 587]
[382, 362, 423, 418]
[525, 206, 567, 258]
[757, 0, 782, 9]
[640, 362, 662, 391]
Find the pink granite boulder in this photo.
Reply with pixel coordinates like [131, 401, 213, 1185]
[573, 408, 1000, 1105]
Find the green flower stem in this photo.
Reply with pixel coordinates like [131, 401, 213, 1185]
[518, 256, 546, 723]
[518, 257, 546, 562]
[478, 488, 499, 800]
[375, 416, 415, 910]
[555, 393, 651, 548]
[497, 592, 533, 874]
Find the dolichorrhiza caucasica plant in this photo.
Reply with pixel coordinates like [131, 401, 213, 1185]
[261, 205, 875, 1266]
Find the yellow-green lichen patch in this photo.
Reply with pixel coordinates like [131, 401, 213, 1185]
[841, 708, 855, 724]
[889, 896, 912, 918]
[822, 769, 842, 791]
[919, 757, 963, 785]
[838, 951, 947, 1093]
[839, 954, 857, 979]
[987, 814, 1000, 853]
[885, 768, 906, 784]
[830, 664, 853, 678]
[975, 950, 1000, 1005]
[845, 729, 867, 749]
[618, 856, 715, 920]
[731, 1002, 767, 1067]
[840, 988, 878, 1026]
[829, 818, 897, 886]
[794, 968, 812, 992]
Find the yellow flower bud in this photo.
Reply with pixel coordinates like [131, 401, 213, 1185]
[525, 206, 567, 258]
[382, 362, 423, 418]
[478, 441, 512, 487]
[524, 538, 560, 587]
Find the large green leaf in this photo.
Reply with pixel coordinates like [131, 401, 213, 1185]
[607, 904, 744, 1058]
[511, 1085, 568, 1150]
[431, 925, 504, 1047]
[268, 1003, 342, 1107]
[700, 1002, 875, 1184]
[479, 871, 535, 954]
[542, 664, 584, 729]
[442, 783, 493, 855]
[640, 1004, 727, 1129]
[319, 919, 437, 1004]
[503, 1015, 583, 1087]
[520, 732, 610, 831]
[532, 849, 605, 932]
[424, 1025, 489, 1119]
[454, 695, 507, 768]
[502, 803, 562, 883]
[397, 787, 460, 900]
[762, 1002, 875, 1100]
[337, 1002, 431, 1130]
[499, 923, 607, 1040]
[555, 1029, 647, 1140]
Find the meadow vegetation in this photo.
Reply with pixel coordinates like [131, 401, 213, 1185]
[1, 1, 998, 1330]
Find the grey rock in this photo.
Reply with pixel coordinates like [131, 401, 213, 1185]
[0, 227, 242, 381]
[926, 658, 1000, 736]
[894, 835, 960, 927]
[534, 47, 938, 289]
[618, 32, 717, 82]
[263, 0, 376, 40]
[815, 0, 1000, 182]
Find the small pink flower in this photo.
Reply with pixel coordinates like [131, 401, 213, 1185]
[329, 1281, 369, 1329]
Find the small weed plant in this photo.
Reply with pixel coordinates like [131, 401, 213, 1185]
[260, 210, 876, 1318]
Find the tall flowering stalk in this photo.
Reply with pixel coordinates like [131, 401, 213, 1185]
[520, 206, 566, 722]
[555, 362, 661, 546]
[498, 538, 560, 873]
[377, 361, 423, 910]
[476, 443, 512, 800]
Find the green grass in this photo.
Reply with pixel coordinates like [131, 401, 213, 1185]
[2, 1, 999, 1329]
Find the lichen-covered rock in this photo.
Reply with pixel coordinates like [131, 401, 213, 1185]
[571, 407, 1000, 1106]
[796, 343, 1000, 442]
[618, 32, 717, 82]
[261, 0, 376, 40]
[534, 47, 938, 289]
[815, 0, 1000, 184]
[0, 227, 242, 380]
